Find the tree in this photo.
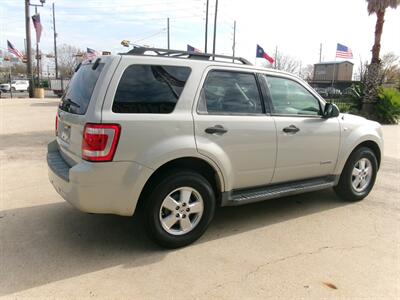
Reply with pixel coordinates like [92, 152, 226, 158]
[355, 59, 369, 82]
[299, 64, 314, 81]
[274, 52, 301, 73]
[57, 44, 85, 78]
[381, 52, 400, 85]
[362, 0, 399, 116]
[261, 51, 301, 74]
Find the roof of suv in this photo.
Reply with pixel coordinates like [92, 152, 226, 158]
[113, 47, 296, 79]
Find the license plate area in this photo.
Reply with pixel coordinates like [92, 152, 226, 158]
[58, 121, 71, 144]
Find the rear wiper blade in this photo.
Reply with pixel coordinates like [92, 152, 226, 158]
[64, 98, 80, 108]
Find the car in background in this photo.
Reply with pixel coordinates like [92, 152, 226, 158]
[326, 87, 342, 98]
[0, 80, 29, 92]
[314, 87, 329, 98]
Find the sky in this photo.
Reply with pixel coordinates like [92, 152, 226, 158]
[1, 0, 399, 71]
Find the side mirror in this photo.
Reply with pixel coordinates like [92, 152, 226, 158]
[323, 102, 340, 118]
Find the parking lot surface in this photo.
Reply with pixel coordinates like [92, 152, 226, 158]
[0, 98, 399, 299]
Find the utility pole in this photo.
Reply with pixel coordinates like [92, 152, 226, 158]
[35, 6, 40, 86]
[232, 20, 236, 62]
[204, 0, 209, 53]
[9, 66, 13, 99]
[319, 43, 322, 63]
[212, 0, 218, 59]
[24, 0, 33, 98]
[53, 2, 58, 79]
[274, 46, 278, 69]
[167, 17, 170, 50]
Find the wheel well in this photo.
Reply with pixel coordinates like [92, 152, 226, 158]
[135, 157, 222, 214]
[353, 141, 381, 168]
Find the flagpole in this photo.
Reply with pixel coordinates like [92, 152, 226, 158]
[24, 0, 33, 97]
[332, 52, 336, 87]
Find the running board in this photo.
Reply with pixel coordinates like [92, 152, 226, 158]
[221, 176, 337, 206]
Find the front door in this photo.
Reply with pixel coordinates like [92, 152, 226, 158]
[262, 75, 340, 184]
[193, 69, 277, 190]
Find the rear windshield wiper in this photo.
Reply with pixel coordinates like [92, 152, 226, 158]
[63, 98, 81, 108]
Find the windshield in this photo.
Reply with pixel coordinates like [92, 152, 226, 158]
[59, 63, 104, 115]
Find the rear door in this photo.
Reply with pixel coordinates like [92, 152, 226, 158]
[262, 74, 340, 184]
[57, 58, 115, 164]
[193, 68, 277, 190]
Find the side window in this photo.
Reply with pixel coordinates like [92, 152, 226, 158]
[265, 76, 321, 116]
[198, 70, 263, 115]
[113, 65, 191, 113]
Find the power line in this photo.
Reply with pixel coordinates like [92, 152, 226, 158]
[133, 28, 167, 43]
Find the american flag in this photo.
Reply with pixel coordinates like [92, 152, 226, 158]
[187, 44, 201, 53]
[31, 14, 43, 43]
[86, 48, 99, 61]
[7, 40, 23, 60]
[336, 43, 353, 59]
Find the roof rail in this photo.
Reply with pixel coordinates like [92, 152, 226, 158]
[122, 47, 252, 65]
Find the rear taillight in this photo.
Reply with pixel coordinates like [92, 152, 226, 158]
[82, 123, 121, 162]
[55, 115, 58, 136]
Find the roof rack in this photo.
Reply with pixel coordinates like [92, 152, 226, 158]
[122, 47, 252, 65]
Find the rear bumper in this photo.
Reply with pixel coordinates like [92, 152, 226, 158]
[47, 140, 153, 216]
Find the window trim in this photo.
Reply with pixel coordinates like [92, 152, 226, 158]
[196, 69, 267, 116]
[262, 74, 325, 118]
[111, 64, 192, 114]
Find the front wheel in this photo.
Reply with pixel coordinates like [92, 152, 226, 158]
[144, 171, 216, 248]
[334, 147, 378, 201]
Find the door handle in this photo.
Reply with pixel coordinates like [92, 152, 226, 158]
[283, 125, 300, 133]
[205, 125, 228, 135]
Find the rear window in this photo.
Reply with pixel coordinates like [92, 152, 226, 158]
[59, 63, 104, 115]
[112, 65, 191, 114]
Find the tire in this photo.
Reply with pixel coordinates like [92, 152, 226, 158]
[334, 147, 378, 202]
[144, 170, 216, 248]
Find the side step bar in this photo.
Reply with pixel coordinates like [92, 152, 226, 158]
[221, 176, 337, 206]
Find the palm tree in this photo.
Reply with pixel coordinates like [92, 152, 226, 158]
[362, 0, 399, 116]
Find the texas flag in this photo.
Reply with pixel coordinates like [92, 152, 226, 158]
[256, 44, 274, 64]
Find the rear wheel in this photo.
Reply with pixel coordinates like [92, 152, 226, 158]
[144, 171, 216, 248]
[334, 147, 378, 201]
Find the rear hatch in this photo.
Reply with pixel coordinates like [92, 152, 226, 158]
[56, 57, 114, 164]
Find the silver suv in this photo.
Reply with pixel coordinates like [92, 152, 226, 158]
[48, 48, 383, 248]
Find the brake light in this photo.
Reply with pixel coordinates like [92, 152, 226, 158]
[82, 123, 121, 162]
[55, 115, 58, 136]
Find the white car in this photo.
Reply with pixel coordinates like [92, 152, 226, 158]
[48, 47, 383, 248]
[0, 80, 29, 92]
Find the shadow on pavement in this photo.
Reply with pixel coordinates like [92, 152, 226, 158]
[0, 188, 347, 296]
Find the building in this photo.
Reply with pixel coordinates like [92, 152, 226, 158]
[313, 61, 354, 83]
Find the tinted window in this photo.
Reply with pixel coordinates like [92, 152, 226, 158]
[199, 71, 263, 114]
[113, 65, 191, 114]
[59, 63, 104, 115]
[265, 76, 321, 116]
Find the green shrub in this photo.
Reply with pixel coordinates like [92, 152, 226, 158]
[376, 88, 400, 124]
[335, 102, 352, 113]
[346, 82, 364, 111]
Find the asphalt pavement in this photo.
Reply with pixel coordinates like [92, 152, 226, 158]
[0, 98, 399, 299]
